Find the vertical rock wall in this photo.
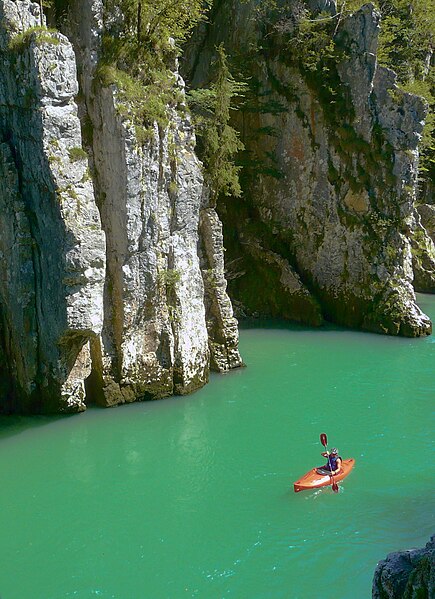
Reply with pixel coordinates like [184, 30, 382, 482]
[63, 0, 242, 407]
[0, 0, 242, 413]
[199, 208, 245, 371]
[0, 0, 106, 412]
[185, 0, 435, 336]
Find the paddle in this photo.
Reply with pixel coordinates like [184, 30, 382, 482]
[320, 433, 339, 493]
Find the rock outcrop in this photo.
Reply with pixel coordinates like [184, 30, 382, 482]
[184, 0, 434, 336]
[372, 535, 435, 598]
[410, 209, 435, 293]
[418, 204, 435, 245]
[0, 0, 242, 413]
[0, 0, 106, 412]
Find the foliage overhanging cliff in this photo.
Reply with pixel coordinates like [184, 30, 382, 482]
[0, 0, 434, 414]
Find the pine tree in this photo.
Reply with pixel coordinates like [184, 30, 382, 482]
[110, 0, 211, 49]
[188, 44, 246, 205]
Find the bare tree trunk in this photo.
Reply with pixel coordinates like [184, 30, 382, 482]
[422, 48, 433, 80]
[39, 0, 44, 26]
[333, 1, 345, 37]
[137, 1, 142, 42]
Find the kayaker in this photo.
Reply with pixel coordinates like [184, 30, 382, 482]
[316, 448, 342, 475]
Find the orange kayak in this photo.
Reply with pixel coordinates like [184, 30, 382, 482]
[293, 458, 355, 493]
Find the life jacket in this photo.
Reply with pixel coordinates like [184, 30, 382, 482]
[328, 454, 341, 470]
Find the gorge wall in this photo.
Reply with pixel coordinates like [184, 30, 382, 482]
[184, 0, 435, 335]
[0, 0, 242, 414]
[0, 0, 434, 414]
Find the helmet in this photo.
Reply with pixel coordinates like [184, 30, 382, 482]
[330, 448, 339, 455]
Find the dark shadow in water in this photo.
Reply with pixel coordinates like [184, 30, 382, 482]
[416, 292, 435, 317]
[238, 317, 341, 333]
[237, 315, 399, 341]
[238, 291, 435, 338]
[0, 413, 67, 441]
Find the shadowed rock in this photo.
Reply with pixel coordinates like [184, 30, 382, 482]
[372, 535, 435, 598]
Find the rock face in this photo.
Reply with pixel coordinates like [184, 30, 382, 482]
[0, 0, 242, 413]
[410, 209, 435, 294]
[372, 535, 435, 598]
[0, 0, 106, 412]
[199, 208, 246, 371]
[418, 204, 435, 245]
[184, 0, 434, 336]
[0, 0, 433, 411]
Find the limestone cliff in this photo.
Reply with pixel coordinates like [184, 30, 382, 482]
[1, 0, 434, 412]
[372, 535, 435, 598]
[0, 0, 242, 414]
[0, 0, 106, 412]
[184, 0, 435, 336]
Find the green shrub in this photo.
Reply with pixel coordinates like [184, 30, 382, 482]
[8, 26, 59, 51]
[68, 146, 88, 162]
[158, 269, 181, 292]
[96, 1, 213, 131]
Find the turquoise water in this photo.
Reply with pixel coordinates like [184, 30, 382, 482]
[0, 295, 434, 599]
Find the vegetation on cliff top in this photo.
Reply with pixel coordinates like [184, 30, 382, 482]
[38, 0, 432, 194]
[96, 0, 211, 131]
[108, 0, 211, 47]
[8, 25, 60, 51]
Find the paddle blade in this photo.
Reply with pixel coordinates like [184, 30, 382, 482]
[332, 481, 339, 493]
[320, 433, 328, 447]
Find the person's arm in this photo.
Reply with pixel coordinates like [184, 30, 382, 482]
[333, 458, 342, 475]
[321, 451, 329, 458]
